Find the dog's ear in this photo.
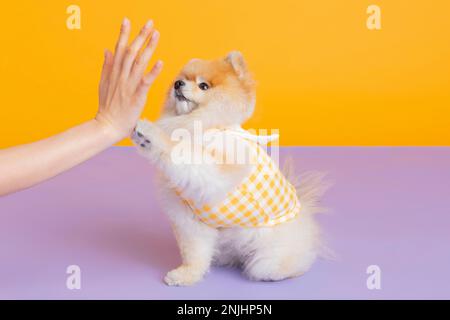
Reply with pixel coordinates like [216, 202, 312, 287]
[188, 58, 201, 64]
[225, 51, 247, 79]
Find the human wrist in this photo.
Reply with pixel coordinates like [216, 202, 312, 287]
[92, 116, 126, 145]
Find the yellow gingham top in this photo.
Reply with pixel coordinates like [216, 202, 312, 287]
[177, 128, 301, 228]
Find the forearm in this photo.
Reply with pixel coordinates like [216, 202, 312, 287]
[0, 119, 121, 196]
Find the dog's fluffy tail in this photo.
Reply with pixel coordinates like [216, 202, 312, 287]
[282, 157, 331, 215]
[282, 157, 335, 260]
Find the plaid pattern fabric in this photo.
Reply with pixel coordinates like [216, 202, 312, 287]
[178, 129, 301, 228]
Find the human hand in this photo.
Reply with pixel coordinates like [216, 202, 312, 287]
[95, 18, 163, 141]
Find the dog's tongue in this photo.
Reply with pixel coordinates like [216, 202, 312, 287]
[177, 100, 191, 115]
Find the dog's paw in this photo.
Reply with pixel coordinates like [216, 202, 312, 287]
[132, 129, 151, 149]
[132, 120, 153, 150]
[164, 266, 204, 286]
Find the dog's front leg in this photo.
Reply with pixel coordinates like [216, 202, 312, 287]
[165, 206, 218, 286]
[134, 119, 240, 195]
[132, 119, 173, 163]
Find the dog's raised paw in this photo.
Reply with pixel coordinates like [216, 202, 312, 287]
[164, 266, 203, 286]
[131, 129, 151, 149]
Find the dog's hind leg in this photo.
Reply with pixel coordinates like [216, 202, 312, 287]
[242, 213, 321, 281]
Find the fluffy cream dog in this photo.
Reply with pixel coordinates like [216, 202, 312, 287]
[132, 52, 328, 286]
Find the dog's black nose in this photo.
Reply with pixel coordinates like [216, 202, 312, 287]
[174, 80, 185, 90]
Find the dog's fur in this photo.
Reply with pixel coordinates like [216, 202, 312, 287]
[132, 52, 329, 286]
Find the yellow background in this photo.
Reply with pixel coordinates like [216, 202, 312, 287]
[0, 0, 449, 146]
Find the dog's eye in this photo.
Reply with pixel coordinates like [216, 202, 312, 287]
[198, 82, 209, 91]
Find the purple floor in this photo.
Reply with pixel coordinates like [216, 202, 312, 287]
[1, 147, 450, 299]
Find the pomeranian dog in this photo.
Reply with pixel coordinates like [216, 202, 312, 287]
[132, 51, 328, 286]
